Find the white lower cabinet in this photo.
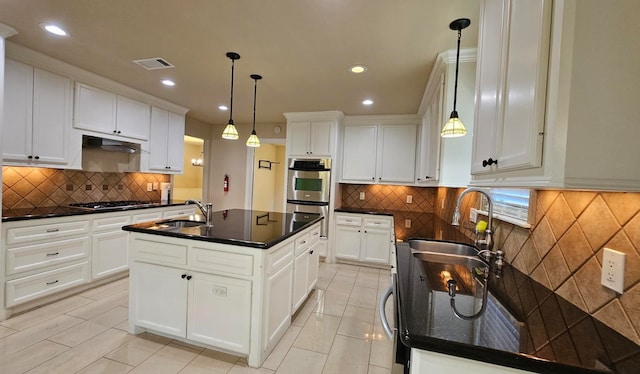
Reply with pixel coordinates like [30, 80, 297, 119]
[91, 213, 130, 279]
[334, 213, 393, 265]
[263, 261, 293, 352]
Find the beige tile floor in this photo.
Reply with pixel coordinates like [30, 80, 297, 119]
[0, 262, 394, 374]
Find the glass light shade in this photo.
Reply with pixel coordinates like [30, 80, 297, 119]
[246, 131, 260, 147]
[441, 113, 467, 138]
[222, 122, 239, 140]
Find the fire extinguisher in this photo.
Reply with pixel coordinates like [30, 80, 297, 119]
[224, 174, 229, 192]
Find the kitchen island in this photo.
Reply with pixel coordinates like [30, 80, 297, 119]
[122, 209, 323, 368]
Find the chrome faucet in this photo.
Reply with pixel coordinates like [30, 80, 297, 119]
[185, 199, 213, 226]
[451, 188, 504, 270]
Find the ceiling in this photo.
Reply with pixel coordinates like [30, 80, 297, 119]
[0, 0, 479, 127]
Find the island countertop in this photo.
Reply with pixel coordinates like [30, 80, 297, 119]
[122, 208, 323, 249]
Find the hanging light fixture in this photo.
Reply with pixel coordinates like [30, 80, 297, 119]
[441, 18, 471, 138]
[222, 52, 240, 140]
[246, 74, 262, 147]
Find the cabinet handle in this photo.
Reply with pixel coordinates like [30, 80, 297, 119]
[300, 240, 306, 245]
[46, 252, 60, 256]
[28, 155, 33, 159]
[186, 275, 192, 280]
[371, 177, 375, 180]
[181, 274, 187, 279]
[358, 230, 361, 233]
[113, 130, 117, 133]
[46, 280, 59, 285]
[117, 130, 122, 134]
[482, 158, 498, 167]
[312, 232, 319, 236]
[34, 156, 40, 160]
[309, 250, 314, 255]
[364, 230, 367, 234]
[46, 228, 60, 233]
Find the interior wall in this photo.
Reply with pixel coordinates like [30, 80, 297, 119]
[173, 141, 203, 202]
[274, 145, 286, 212]
[252, 144, 277, 211]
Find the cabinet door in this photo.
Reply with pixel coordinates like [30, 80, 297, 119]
[74, 83, 117, 134]
[116, 95, 150, 140]
[166, 112, 185, 172]
[309, 120, 333, 156]
[92, 230, 129, 279]
[362, 228, 391, 264]
[187, 272, 251, 354]
[334, 225, 362, 260]
[307, 242, 319, 293]
[341, 125, 377, 182]
[377, 124, 417, 183]
[416, 74, 443, 183]
[148, 107, 170, 171]
[264, 261, 293, 352]
[288, 121, 311, 156]
[131, 262, 187, 337]
[2, 58, 33, 161]
[292, 250, 309, 312]
[32, 68, 71, 164]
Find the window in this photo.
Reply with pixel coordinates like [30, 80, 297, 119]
[478, 188, 534, 228]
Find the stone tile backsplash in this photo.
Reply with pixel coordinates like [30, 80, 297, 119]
[2, 166, 170, 210]
[340, 184, 435, 212]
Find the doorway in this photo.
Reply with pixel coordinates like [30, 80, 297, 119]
[172, 135, 204, 202]
[251, 141, 286, 212]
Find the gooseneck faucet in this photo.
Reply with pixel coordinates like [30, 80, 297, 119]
[185, 199, 213, 226]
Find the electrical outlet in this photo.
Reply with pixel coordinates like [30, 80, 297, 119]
[152, 182, 158, 191]
[359, 192, 365, 200]
[405, 219, 412, 228]
[146, 183, 152, 192]
[469, 208, 478, 223]
[601, 248, 626, 293]
[406, 195, 413, 204]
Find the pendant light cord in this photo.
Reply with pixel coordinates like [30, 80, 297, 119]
[252, 78, 257, 132]
[229, 59, 235, 124]
[453, 28, 461, 113]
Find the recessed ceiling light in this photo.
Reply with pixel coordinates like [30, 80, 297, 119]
[218, 105, 228, 111]
[349, 65, 367, 74]
[161, 79, 175, 86]
[363, 99, 374, 106]
[39, 23, 69, 36]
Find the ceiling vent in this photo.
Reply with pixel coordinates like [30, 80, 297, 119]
[132, 57, 174, 70]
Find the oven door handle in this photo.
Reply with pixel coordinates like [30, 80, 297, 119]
[379, 285, 394, 339]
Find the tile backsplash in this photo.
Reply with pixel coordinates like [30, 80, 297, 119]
[2, 166, 170, 210]
[340, 184, 435, 212]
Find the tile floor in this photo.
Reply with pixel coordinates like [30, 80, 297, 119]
[0, 262, 394, 373]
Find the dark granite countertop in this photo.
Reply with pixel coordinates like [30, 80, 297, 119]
[2, 203, 188, 222]
[122, 209, 324, 249]
[396, 242, 640, 373]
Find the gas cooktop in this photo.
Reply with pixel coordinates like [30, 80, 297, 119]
[69, 200, 157, 210]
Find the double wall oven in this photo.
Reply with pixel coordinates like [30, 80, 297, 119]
[286, 158, 331, 237]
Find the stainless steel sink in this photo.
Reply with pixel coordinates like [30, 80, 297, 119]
[408, 239, 479, 257]
[157, 220, 204, 228]
[412, 251, 488, 269]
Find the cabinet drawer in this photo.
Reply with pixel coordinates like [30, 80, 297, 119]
[189, 247, 254, 277]
[6, 220, 89, 246]
[308, 225, 321, 245]
[131, 237, 187, 266]
[6, 261, 90, 307]
[162, 207, 196, 219]
[132, 211, 163, 223]
[92, 215, 131, 232]
[335, 215, 362, 226]
[267, 242, 294, 275]
[364, 217, 392, 229]
[294, 232, 311, 255]
[7, 236, 90, 275]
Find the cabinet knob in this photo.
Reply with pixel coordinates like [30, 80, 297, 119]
[117, 130, 122, 134]
[371, 177, 375, 180]
[364, 230, 367, 234]
[113, 130, 117, 133]
[358, 230, 361, 233]
[181, 274, 187, 279]
[186, 275, 192, 280]
[28, 155, 33, 159]
[34, 156, 40, 160]
[309, 250, 314, 255]
[482, 158, 498, 167]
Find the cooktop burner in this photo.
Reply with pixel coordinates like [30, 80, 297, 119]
[69, 200, 155, 210]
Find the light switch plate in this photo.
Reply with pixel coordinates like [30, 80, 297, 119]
[146, 183, 152, 192]
[405, 219, 412, 228]
[601, 247, 625, 294]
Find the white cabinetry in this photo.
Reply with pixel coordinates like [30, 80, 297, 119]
[284, 111, 343, 159]
[145, 107, 185, 173]
[263, 242, 294, 352]
[341, 116, 418, 184]
[2, 58, 72, 167]
[161, 205, 197, 219]
[74, 83, 150, 141]
[334, 213, 393, 265]
[471, 0, 551, 175]
[91, 213, 130, 279]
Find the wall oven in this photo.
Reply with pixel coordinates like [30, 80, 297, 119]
[286, 158, 331, 237]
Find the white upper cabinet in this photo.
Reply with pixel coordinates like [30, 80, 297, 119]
[284, 111, 343, 159]
[3, 59, 72, 167]
[340, 116, 418, 184]
[145, 107, 185, 173]
[471, 0, 551, 175]
[74, 82, 150, 141]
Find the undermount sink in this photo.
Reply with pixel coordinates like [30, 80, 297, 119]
[157, 220, 204, 228]
[409, 239, 479, 257]
[412, 251, 488, 269]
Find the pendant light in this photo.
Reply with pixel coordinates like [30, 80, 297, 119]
[222, 52, 240, 140]
[441, 18, 470, 138]
[246, 74, 262, 147]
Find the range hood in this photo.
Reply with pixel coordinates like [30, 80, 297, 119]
[82, 135, 138, 154]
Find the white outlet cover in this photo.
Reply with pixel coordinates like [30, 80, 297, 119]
[359, 192, 365, 200]
[406, 195, 413, 204]
[601, 247, 625, 294]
